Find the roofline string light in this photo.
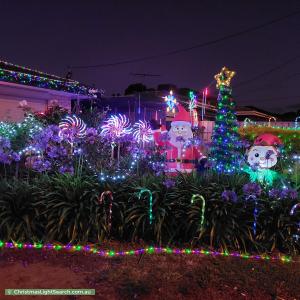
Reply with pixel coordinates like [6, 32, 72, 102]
[0, 241, 292, 263]
[0, 67, 92, 96]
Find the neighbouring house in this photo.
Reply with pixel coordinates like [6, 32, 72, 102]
[94, 90, 276, 122]
[0, 60, 95, 122]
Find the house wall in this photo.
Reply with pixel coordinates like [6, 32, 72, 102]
[0, 82, 76, 122]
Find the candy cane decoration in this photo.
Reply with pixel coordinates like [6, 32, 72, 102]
[138, 189, 153, 224]
[290, 203, 300, 241]
[246, 195, 258, 236]
[290, 203, 300, 215]
[99, 191, 114, 231]
[191, 194, 206, 230]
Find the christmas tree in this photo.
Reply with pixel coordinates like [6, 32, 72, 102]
[211, 67, 241, 173]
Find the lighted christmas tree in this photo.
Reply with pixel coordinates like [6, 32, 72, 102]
[211, 66, 241, 173]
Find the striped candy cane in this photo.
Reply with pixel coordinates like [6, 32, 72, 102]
[99, 191, 114, 231]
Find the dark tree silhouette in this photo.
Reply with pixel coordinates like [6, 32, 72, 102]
[124, 83, 147, 95]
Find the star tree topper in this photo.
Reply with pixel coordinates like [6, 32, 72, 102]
[214, 66, 236, 89]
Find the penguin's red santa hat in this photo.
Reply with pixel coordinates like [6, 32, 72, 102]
[250, 133, 283, 156]
[254, 133, 283, 147]
[171, 104, 192, 127]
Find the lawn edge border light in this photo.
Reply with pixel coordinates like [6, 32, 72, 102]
[0, 241, 293, 264]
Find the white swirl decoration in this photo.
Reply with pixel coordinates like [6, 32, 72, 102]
[59, 115, 87, 139]
[101, 114, 132, 138]
[133, 120, 152, 143]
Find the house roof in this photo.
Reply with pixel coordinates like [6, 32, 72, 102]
[0, 60, 94, 96]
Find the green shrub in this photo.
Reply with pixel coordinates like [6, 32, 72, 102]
[0, 180, 43, 241]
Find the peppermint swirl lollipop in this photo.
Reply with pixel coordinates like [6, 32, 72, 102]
[59, 115, 86, 139]
[133, 120, 152, 143]
[101, 114, 131, 139]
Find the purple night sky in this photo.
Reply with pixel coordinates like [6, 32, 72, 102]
[1, 0, 300, 112]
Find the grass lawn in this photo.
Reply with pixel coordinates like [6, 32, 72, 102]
[0, 243, 299, 300]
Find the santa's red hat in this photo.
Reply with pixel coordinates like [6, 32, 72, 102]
[254, 133, 282, 146]
[172, 104, 192, 126]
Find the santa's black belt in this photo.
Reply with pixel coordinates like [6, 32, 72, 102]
[166, 159, 197, 163]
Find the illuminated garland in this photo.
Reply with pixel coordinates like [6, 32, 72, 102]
[0, 60, 75, 81]
[0, 67, 91, 96]
[0, 241, 292, 263]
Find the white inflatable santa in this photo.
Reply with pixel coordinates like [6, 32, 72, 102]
[153, 104, 205, 174]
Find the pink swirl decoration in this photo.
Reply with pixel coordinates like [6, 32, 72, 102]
[59, 115, 87, 139]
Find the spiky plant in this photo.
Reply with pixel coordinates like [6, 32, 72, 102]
[0, 180, 43, 241]
[39, 174, 101, 243]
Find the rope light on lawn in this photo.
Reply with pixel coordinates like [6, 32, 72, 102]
[0, 241, 293, 263]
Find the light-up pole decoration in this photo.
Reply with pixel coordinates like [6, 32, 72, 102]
[295, 116, 300, 128]
[201, 88, 208, 120]
[164, 90, 177, 113]
[101, 114, 132, 165]
[268, 116, 277, 127]
[189, 91, 198, 127]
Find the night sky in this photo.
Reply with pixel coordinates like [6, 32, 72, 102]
[1, 0, 300, 113]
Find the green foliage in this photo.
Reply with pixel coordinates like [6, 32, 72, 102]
[0, 180, 43, 241]
[33, 105, 68, 125]
[39, 174, 101, 243]
[0, 172, 299, 255]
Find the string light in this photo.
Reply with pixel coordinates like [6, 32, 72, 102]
[0, 241, 292, 263]
[98, 153, 139, 182]
[18, 146, 41, 156]
[0, 60, 78, 81]
[0, 67, 92, 96]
